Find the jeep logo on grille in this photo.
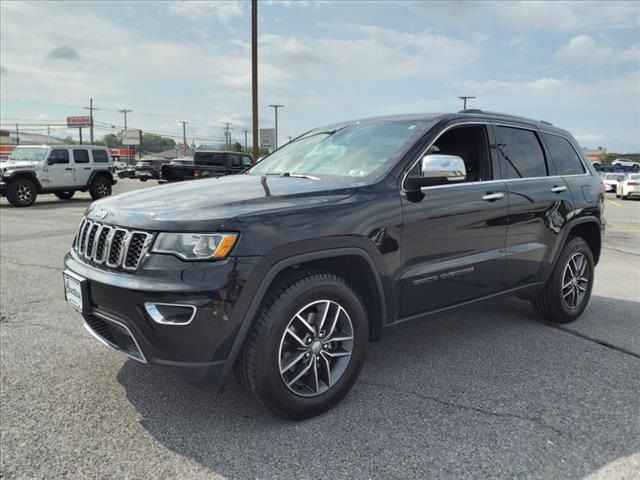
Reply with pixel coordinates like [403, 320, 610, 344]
[93, 208, 109, 220]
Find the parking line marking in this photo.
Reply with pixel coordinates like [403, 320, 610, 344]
[607, 199, 622, 207]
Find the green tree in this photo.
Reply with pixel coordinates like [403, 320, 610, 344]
[141, 133, 175, 153]
[96, 133, 119, 148]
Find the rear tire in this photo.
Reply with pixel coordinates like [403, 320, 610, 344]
[89, 176, 111, 200]
[55, 191, 75, 200]
[532, 237, 594, 324]
[7, 178, 37, 207]
[237, 270, 368, 420]
[140, 177, 148, 182]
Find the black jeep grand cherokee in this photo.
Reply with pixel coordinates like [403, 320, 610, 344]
[64, 111, 604, 419]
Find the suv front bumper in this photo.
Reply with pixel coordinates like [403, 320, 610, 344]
[63, 251, 264, 385]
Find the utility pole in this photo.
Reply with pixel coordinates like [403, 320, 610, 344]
[223, 122, 233, 149]
[244, 129, 248, 150]
[251, 0, 259, 160]
[269, 104, 284, 149]
[179, 120, 189, 156]
[15, 123, 19, 145]
[118, 108, 132, 130]
[458, 96, 476, 110]
[84, 98, 98, 143]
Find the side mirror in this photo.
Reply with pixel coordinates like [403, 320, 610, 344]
[405, 154, 466, 191]
[47, 158, 55, 165]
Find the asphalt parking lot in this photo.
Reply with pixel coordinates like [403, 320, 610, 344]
[1, 180, 639, 479]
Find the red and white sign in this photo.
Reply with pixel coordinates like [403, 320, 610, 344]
[67, 116, 92, 128]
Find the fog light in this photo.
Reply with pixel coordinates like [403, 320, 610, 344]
[144, 303, 196, 325]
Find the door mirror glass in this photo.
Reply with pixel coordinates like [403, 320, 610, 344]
[421, 154, 466, 181]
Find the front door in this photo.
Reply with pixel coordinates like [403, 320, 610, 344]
[72, 148, 92, 186]
[398, 123, 509, 318]
[43, 148, 75, 187]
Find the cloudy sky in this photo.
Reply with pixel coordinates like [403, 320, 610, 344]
[1, 0, 639, 152]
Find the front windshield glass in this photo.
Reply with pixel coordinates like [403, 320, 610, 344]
[249, 121, 426, 182]
[7, 147, 48, 162]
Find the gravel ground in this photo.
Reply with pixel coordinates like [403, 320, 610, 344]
[1, 180, 639, 479]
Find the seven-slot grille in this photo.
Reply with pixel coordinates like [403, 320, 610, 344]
[73, 218, 153, 271]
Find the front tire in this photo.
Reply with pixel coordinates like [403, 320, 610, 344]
[7, 178, 37, 207]
[55, 191, 75, 200]
[237, 270, 368, 420]
[532, 237, 594, 324]
[89, 176, 112, 200]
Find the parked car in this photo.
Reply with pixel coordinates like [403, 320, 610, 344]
[64, 110, 604, 419]
[169, 157, 193, 166]
[615, 173, 640, 199]
[602, 173, 626, 192]
[1, 145, 116, 207]
[159, 151, 253, 183]
[112, 160, 129, 170]
[118, 166, 137, 179]
[611, 158, 640, 171]
[135, 158, 169, 181]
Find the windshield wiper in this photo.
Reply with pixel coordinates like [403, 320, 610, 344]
[264, 172, 321, 181]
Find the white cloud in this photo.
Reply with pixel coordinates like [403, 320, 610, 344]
[170, 0, 244, 22]
[555, 35, 640, 67]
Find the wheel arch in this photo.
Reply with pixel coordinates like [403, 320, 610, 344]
[6, 171, 42, 190]
[553, 218, 603, 268]
[219, 247, 387, 391]
[88, 169, 115, 186]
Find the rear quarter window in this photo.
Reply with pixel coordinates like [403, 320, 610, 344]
[542, 133, 585, 175]
[92, 149, 109, 163]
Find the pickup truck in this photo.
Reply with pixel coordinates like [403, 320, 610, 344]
[159, 150, 253, 183]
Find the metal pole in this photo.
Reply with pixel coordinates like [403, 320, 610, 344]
[15, 123, 19, 145]
[179, 121, 189, 156]
[84, 98, 98, 144]
[458, 96, 476, 110]
[251, 0, 259, 160]
[79, 128, 83, 145]
[244, 130, 248, 150]
[269, 104, 284, 149]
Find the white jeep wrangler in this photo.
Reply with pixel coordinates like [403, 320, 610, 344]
[0, 145, 117, 207]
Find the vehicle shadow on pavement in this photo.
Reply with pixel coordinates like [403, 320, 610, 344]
[0, 198, 94, 210]
[117, 297, 640, 479]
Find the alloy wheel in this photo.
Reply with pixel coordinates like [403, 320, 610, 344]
[562, 252, 590, 309]
[278, 299, 354, 397]
[17, 184, 33, 203]
[97, 182, 109, 197]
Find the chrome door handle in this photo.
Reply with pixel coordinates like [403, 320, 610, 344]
[550, 185, 567, 193]
[482, 192, 505, 201]
[64, 168, 73, 171]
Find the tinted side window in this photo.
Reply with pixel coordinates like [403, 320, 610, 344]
[73, 149, 89, 164]
[226, 154, 241, 167]
[92, 149, 109, 163]
[242, 156, 253, 167]
[49, 149, 69, 164]
[495, 126, 547, 179]
[542, 133, 585, 175]
[196, 153, 224, 166]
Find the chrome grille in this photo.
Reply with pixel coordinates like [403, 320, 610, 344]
[73, 218, 153, 271]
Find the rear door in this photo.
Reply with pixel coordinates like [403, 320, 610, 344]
[72, 148, 92, 186]
[399, 122, 509, 318]
[494, 124, 575, 288]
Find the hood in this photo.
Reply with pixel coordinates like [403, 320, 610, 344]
[85, 174, 358, 231]
[0, 160, 41, 172]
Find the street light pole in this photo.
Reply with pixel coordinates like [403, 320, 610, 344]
[84, 98, 98, 144]
[244, 129, 248, 150]
[458, 96, 476, 110]
[269, 104, 284, 149]
[179, 121, 189, 157]
[251, 0, 259, 160]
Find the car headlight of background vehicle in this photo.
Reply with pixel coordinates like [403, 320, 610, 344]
[152, 233, 238, 260]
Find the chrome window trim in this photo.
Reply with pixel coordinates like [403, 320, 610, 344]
[401, 120, 591, 194]
[84, 311, 147, 363]
[144, 302, 197, 326]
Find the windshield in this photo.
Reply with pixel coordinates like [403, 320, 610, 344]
[629, 174, 640, 180]
[7, 147, 48, 162]
[249, 121, 426, 182]
[605, 174, 625, 181]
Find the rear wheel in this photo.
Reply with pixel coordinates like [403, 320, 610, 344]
[237, 270, 368, 420]
[7, 178, 37, 207]
[532, 237, 594, 324]
[140, 177, 148, 182]
[89, 176, 111, 200]
[55, 191, 75, 200]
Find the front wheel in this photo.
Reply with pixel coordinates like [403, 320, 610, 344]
[7, 178, 37, 207]
[139, 177, 148, 182]
[55, 191, 75, 200]
[89, 176, 112, 200]
[236, 270, 368, 420]
[532, 237, 594, 323]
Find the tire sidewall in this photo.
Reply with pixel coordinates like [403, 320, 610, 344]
[253, 276, 368, 418]
[90, 177, 111, 199]
[551, 238, 595, 322]
[8, 179, 37, 207]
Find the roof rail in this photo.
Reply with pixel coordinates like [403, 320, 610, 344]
[458, 109, 484, 114]
[458, 109, 554, 126]
[539, 120, 554, 126]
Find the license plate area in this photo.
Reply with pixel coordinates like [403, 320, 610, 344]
[63, 271, 89, 314]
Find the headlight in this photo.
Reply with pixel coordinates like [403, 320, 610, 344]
[152, 232, 238, 260]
